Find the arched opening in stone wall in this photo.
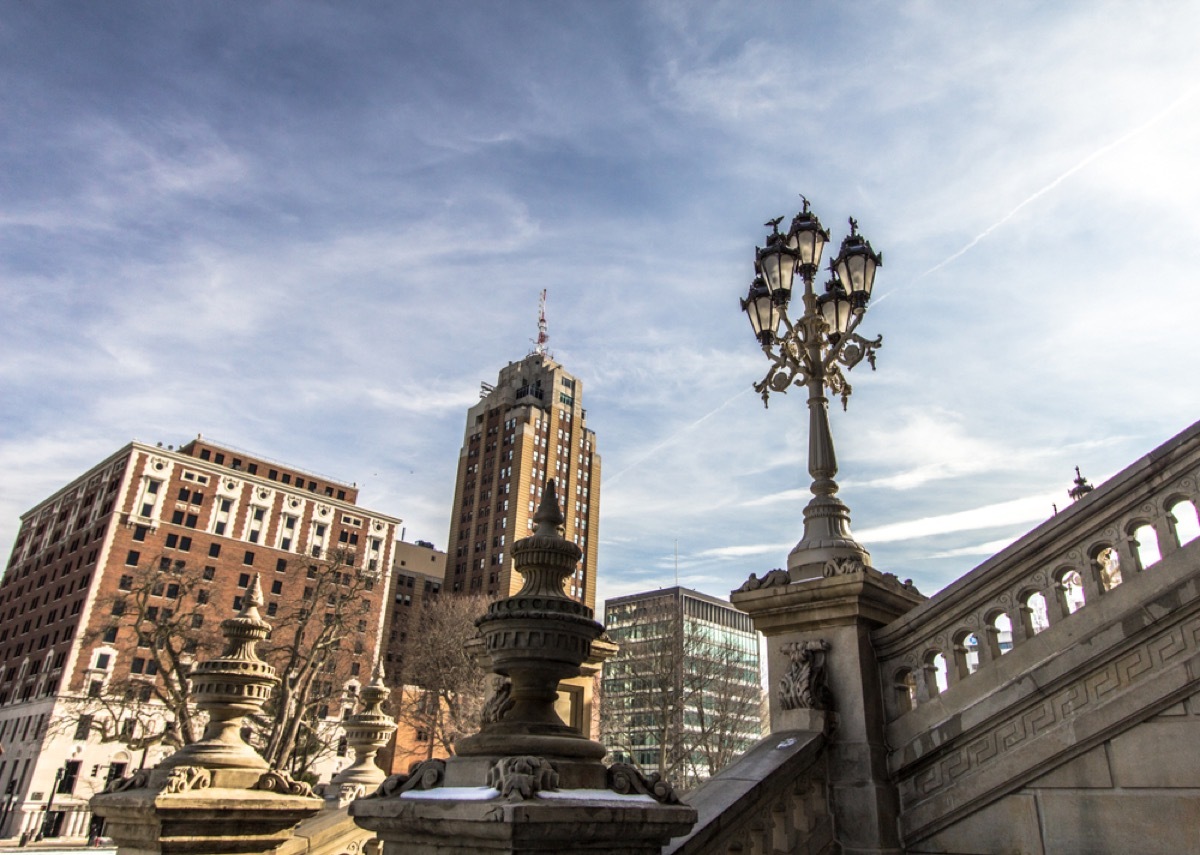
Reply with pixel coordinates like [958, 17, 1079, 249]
[1093, 545, 1122, 592]
[925, 650, 948, 695]
[1055, 567, 1085, 615]
[1021, 589, 1050, 636]
[986, 610, 1012, 657]
[1168, 497, 1200, 546]
[951, 630, 979, 678]
[1130, 523, 1161, 571]
[894, 668, 917, 713]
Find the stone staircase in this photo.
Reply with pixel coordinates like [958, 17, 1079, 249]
[873, 421, 1200, 853]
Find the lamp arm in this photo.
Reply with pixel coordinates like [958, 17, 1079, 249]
[752, 310, 817, 407]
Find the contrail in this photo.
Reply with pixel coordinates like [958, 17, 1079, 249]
[884, 82, 1200, 296]
[603, 386, 752, 487]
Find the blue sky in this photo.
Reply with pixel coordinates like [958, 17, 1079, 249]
[3, 2, 1199, 607]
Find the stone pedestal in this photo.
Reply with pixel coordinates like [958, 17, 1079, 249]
[353, 789, 691, 855]
[92, 785, 322, 855]
[733, 565, 924, 855]
[351, 482, 695, 854]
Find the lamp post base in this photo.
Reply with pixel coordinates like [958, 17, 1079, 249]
[788, 494, 871, 581]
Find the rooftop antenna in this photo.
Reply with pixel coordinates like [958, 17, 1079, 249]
[674, 539, 679, 587]
[531, 289, 551, 357]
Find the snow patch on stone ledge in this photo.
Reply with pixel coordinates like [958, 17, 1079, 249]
[538, 789, 658, 803]
[398, 787, 659, 804]
[402, 787, 500, 801]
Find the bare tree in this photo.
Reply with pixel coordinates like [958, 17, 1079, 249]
[52, 557, 219, 756]
[601, 608, 763, 789]
[391, 594, 490, 759]
[256, 547, 379, 776]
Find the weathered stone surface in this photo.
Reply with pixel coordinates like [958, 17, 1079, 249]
[665, 730, 827, 855]
[1026, 744, 1111, 789]
[1107, 719, 1200, 787]
[1039, 792, 1200, 854]
[352, 792, 696, 855]
[908, 794, 1044, 855]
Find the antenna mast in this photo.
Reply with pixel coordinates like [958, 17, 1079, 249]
[531, 289, 551, 357]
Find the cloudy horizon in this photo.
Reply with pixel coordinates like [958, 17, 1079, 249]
[3, 2, 1198, 608]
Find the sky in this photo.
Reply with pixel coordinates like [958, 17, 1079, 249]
[2, 1, 1199, 609]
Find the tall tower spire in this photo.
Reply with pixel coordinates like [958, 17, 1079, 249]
[532, 288, 550, 356]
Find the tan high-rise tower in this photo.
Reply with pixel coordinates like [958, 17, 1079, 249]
[446, 352, 600, 610]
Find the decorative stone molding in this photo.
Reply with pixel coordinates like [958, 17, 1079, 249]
[779, 639, 832, 711]
[366, 759, 447, 798]
[823, 557, 865, 577]
[480, 675, 514, 724]
[736, 568, 790, 592]
[159, 766, 211, 794]
[607, 763, 683, 804]
[253, 769, 315, 797]
[101, 769, 151, 794]
[486, 755, 559, 802]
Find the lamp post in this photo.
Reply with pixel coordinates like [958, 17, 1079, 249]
[741, 197, 883, 579]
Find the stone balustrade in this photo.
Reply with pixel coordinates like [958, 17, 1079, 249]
[664, 728, 831, 855]
[874, 421, 1200, 723]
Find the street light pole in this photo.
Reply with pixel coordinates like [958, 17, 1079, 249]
[741, 198, 883, 580]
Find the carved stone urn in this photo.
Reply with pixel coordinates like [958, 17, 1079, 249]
[90, 575, 321, 854]
[351, 481, 696, 854]
[451, 480, 606, 785]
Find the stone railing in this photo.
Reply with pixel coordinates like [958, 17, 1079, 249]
[874, 420, 1200, 722]
[872, 419, 1200, 847]
[664, 728, 831, 855]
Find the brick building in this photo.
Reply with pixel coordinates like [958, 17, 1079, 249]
[446, 352, 600, 610]
[0, 437, 401, 840]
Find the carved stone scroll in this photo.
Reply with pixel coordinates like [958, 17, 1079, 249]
[606, 763, 682, 804]
[366, 758, 446, 799]
[779, 639, 833, 711]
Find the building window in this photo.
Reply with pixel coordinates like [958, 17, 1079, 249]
[130, 657, 145, 674]
[238, 573, 250, 588]
[125, 551, 140, 567]
[132, 525, 148, 542]
[74, 715, 92, 741]
[118, 575, 133, 591]
[243, 551, 255, 566]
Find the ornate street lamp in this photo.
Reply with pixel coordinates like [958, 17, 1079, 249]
[741, 197, 883, 578]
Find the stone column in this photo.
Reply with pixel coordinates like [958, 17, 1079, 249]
[351, 481, 696, 855]
[733, 563, 925, 855]
[91, 576, 322, 854]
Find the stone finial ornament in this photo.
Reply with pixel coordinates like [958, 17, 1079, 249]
[330, 659, 397, 792]
[152, 572, 278, 777]
[454, 479, 606, 776]
[779, 639, 833, 711]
